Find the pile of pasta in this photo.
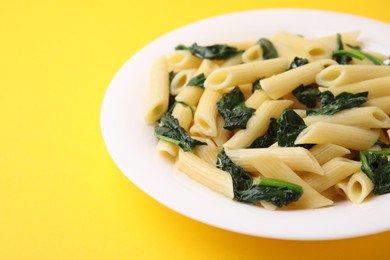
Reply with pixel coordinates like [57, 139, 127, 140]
[144, 31, 390, 210]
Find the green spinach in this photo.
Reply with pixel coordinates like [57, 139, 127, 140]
[292, 84, 320, 108]
[176, 43, 241, 60]
[187, 73, 206, 89]
[252, 78, 263, 93]
[217, 87, 255, 130]
[307, 91, 368, 116]
[360, 150, 390, 194]
[216, 149, 304, 207]
[288, 57, 309, 70]
[333, 33, 384, 65]
[237, 177, 304, 207]
[154, 112, 205, 152]
[277, 109, 308, 147]
[257, 38, 278, 59]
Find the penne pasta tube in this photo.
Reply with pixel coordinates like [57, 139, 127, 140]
[221, 54, 243, 67]
[309, 144, 350, 165]
[319, 76, 390, 99]
[272, 31, 332, 61]
[241, 44, 263, 63]
[223, 100, 293, 149]
[175, 59, 219, 106]
[144, 56, 170, 124]
[204, 58, 289, 91]
[191, 89, 222, 137]
[167, 50, 202, 71]
[316, 65, 390, 88]
[170, 68, 197, 95]
[364, 96, 390, 115]
[211, 115, 233, 148]
[225, 147, 324, 175]
[156, 140, 178, 160]
[345, 171, 374, 204]
[194, 137, 219, 166]
[245, 89, 271, 109]
[176, 149, 234, 199]
[303, 107, 390, 129]
[301, 157, 361, 192]
[261, 59, 336, 99]
[247, 155, 333, 209]
[295, 122, 379, 150]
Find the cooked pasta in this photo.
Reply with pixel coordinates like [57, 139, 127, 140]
[144, 31, 390, 211]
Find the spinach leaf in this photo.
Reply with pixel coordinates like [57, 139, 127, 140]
[333, 49, 384, 65]
[249, 118, 278, 148]
[257, 38, 278, 59]
[217, 87, 255, 130]
[187, 73, 206, 89]
[288, 57, 309, 70]
[277, 109, 308, 147]
[216, 149, 303, 207]
[216, 149, 253, 196]
[237, 177, 303, 207]
[332, 34, 384, 65]
[155, 112, 205, 152]
[176, 43, 241, 60]
[292, 84, 320, 108]
[360, 150, 390, 194]
[252, 78, 263, 93]
[332, 33, 352, 64]
[307, 91, 368, 116]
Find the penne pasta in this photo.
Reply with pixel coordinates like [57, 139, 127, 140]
[194, 137, 219, 166]
[261, 59, 336, 99]
[225, 147, 324, 175]
[176, 149, 234, 199]
[364, 96, 390, 115]
[175, 59, 219, 106]
[320, 76, 390, 99]
[272, 31, 332, 61]
[245, 89, 271, 109]
[191, 89, 222, 137]
[316, 65, 390, 88]
[345, 171, 374, 203]
[303, 107, 390, 129]
[204, 58, 289, 91]
[295, 122, 379, 150]
[241, 44, 263, 63]
[301, 157, 361, 192]
[309, 144, 350, 165]
[170, 68, 197, 95]
[167, 50, 202, 71]
[144, 56, 170, 124]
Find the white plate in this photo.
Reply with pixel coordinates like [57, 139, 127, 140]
[100, 9, 390, 240]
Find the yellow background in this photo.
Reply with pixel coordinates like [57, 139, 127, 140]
[1, 0, 390, 259]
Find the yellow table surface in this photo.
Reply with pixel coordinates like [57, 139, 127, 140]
[1, 0, 390, 259]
